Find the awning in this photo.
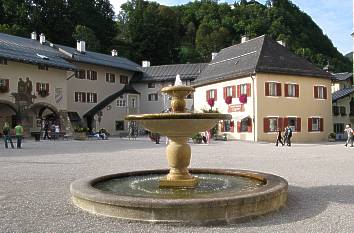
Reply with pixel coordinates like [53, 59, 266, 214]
[230, 112, 249, 121]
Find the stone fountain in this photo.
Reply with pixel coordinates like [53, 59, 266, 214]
[70, 76, 288, 224]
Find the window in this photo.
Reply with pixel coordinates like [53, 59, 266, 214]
[117, 96, 126, 107]
[148, 83, 155, 88]
[0, 79, 6, 87]
[115, 121, 125, 131]
[36, 82, 49, 93]
[237, 118, 252, 133]
[285, 84, 299, 97]
[148, 93, 158, 101]
[87, 70, 97, 80]
[106, 73, 115, 83]
[38, 83, 46, 91]
[333, 123, 344, 134]
[264, 117, 280, 132]
[0, 58, 8, 65]
[0, 79, 9, 92]
[131, 98, 136, 108]
[223, 86, 235, 99]
[186, 93, 193, 99]
[221, 120, 234, 132]
[206, 89, 217, 100]
[287, 117, 297, 132]
[74, 92, 86, 102]
[332, 106, 339, 116]
[265, 82, 281, 96]
[340, 106, 346, 116]
[76, 69, 86, 79]
[38, 64, 49, 70]
[86, 93, 97, 103]
[120, 75, 128, 84]
[236, 84, 251, 97]
[314, 86, 327, 99]
[308, 117, 323, 132]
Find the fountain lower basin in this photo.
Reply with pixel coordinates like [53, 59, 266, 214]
[70, 169, 288, 224]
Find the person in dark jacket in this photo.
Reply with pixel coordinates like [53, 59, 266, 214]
[2, 122, 14, 149]
[286, 125, 293, 146]
[275, 130, 284, 146]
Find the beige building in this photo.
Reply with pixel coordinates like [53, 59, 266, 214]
[194, 35, 332, 142]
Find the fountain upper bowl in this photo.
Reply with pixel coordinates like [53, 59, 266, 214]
[126, 113, 231, 137]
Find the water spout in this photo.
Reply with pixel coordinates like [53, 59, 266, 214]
[174, 74, 183, 86]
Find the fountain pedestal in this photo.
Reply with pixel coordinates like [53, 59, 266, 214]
[159, 137, 198, 188]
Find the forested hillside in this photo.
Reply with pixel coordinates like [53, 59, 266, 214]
[346, 52, 353, 62]
[0, 0, 351, 72]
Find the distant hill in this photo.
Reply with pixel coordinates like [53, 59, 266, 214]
[346, 52, 353, 61]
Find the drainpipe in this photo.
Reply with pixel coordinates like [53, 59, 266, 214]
[251, 73, 256, 142]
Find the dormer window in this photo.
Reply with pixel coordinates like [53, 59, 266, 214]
[120, 75, 128, 84]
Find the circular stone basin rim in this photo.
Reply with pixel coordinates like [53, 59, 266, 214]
[70, 169, 287, 208]
[125, 113, 232, 121]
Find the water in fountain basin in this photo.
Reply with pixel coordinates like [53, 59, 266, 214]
[94, 173, 265, 199]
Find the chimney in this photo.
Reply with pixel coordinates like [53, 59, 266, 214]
[277, 40, 286, 47]
[241, 35, 249, 43]
[76, 40, 86, 53]
[39, 33, 46, 44]
[142, 60, 150, 67]
[111, 49, 118, 57]
[31, 31, 37, 40]
[211, 52, 218, 61]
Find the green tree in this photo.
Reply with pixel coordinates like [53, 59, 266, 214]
[72, 25, 101, 52]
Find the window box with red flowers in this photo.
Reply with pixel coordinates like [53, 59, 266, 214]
[225, 96, 232, 105]
[239, 94, 247, 104]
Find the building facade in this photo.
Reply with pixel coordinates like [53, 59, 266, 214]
[194, 35, 332, 142]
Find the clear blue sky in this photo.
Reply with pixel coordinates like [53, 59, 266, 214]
[111, 0, 352, 55]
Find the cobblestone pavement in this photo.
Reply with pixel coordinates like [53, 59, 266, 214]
[0, 137, 353, 233]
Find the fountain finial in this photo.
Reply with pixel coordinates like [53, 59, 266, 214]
[174, 74, 183, 86]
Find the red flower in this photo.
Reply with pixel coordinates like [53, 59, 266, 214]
[239, 94, 247, 104]
[207, 98, 215, 107]
[225, 96, 232, 105]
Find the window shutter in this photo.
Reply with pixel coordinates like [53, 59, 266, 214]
[237, 85, 241, 97]
[5, 79, 9, 89]
[247, 118, 252, 132]
[276, 83, 281, 96]
[86, 93, 90, 102]
[82, 92, 86, 102]
[223, 87, 227, 100]
[314, 86, 318, 98]
[296, 118, 301, 132]
[214, 89, 217, 101]
[94, 93, 97, 103]
[230, 121, 234, 133]
[323, 87, 327, 99]
[265, 82, 270, 96]
[237, 121, 241, 133]
[283, 117, 288, 129]
[45, 83, 49, 92]
[206, 90, 209, 101]
[106, 73, 109, 82]
[232, 86, 236, 97]
[246, 84, 251, 97]
[220, 121, 225, 132]
[36, 82, 40, 92]
[320, 118, 324, 131]
[94, 71, 97, 80]
[308, 118, 312, 132]
[284, 84, 289, 97]
[264, 118, 269, 133]
[295, 84, 299, 97]
[278, 118, 283, 131]
[74, 92, 78, 102]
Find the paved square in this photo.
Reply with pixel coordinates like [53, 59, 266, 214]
[0, 138, 353, 233]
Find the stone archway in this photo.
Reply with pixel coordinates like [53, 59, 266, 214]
[0, 100, 20, 128]
[27, 102, 60, 132]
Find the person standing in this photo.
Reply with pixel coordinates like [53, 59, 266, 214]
[275, 130, 284, 146]
[286, 126, 293, 146]
[344, 124, 353, 147]
[2, 122, 14, 149]
[283, 126, 289, 146]
[14, 122, 23, 149]
[43, 120, 50, 140]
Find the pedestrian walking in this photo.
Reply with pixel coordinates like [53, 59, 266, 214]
[43, 120, 50, 140]
[344, 124, 353, 147]
[286, 125, 293, 146]
[14, 122, 23, 149]
[283, 126, 288, 146]
[2, 122, 14, 149]
[275, 130, 284, 146]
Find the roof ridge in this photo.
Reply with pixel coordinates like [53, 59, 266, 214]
[220, 35, 265, 52]
[142, 63, 207, 69]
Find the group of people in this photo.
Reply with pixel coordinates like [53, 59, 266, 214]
[275, 125, 293, 147]
[42, 120, 60, 140]
[2, 122, 24, 149]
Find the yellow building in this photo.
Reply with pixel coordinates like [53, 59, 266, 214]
[194, 35, 332, 142]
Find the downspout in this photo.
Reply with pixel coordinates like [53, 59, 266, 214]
[251, 73, 256, 142]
